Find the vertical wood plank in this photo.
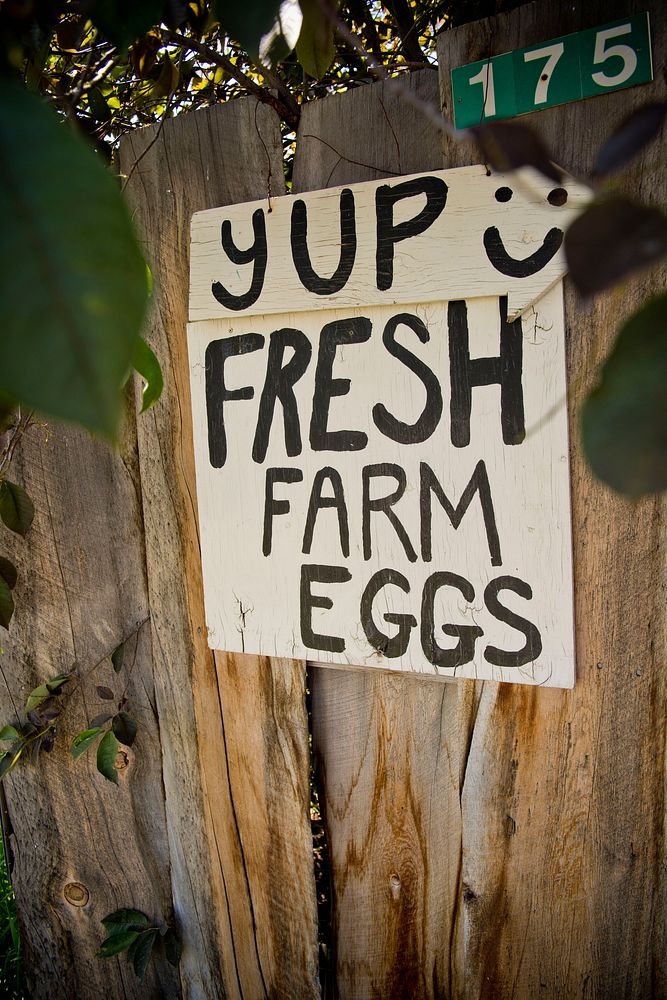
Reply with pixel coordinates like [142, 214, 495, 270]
[438, 2, 667, 997]
[0, 404, 179, 998]
[120, 100, 319, 1000]
[294, 69, 474, 1000]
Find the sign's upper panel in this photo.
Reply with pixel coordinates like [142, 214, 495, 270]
[189, 165, 588, 324]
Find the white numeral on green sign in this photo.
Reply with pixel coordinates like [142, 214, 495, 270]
[452, 13, 652, 129]
[524, 42, 564, 104]
[467, 61, 495, 117]
[592, 24, 637, 87]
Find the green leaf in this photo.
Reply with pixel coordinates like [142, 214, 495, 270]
[132, 338, 163, 413]
[152, 54, 180, 99]
[0, 80, 148, 438]
[472, 121, 562, 185]
[46, 674, 71, 694]
[0, 557, 18, 590]
[217, 0, 283, 57]
[70, 727, 103, 760]
[163, 927, 182, 967]
[25, 673, 71, 713]
[90, 713, 113, 728]
[25, 684, 50, 713]
[97, 729, 120, 783]
[112, 711, 137, 747]
[594, 102, 667, 178]
[0, 394, 16, 432]
[0, 725, 20, 743]
[87, 87, 112, 123]
[111, 641, 125, 673]
[102, 908, 150, 935]
[260, 0, 302, 67]
[0, 577, 14, 630]
[296, 0, 335, 79]
[565, 197, 667, 297]
[86, 0, 165, 51]
[27, 696, 61, 725]
[132, 928, 158, 980]
[97, 929, 139, 958]
[582, 292, 667, 496]
[0, 481, 34, 537]
[0, 742, 24, 780]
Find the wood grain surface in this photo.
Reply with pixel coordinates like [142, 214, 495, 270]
[294, 67, 476, 999]
[0, 403, 179, 998]
[436, 2, 667, 997]
[294, 1, 666, 994]
[120, 100, 319, 1000]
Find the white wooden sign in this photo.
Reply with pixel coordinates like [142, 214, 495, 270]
[188, 165, 586, 687]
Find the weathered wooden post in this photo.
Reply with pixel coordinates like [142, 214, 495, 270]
[289, 2, 666, 997]
[120, 102, 320, 999]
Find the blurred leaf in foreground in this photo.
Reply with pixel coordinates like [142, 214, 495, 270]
[583, 292, 667, 496]
[565, 196, 667, 296]
[593, 102, 667, 177]
[0, 80, 148, 438]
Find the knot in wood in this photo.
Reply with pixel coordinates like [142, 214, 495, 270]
[389, 873, 401, 899]
[63, 882, 89, 907]
[115, 750, 129, 771]
[462, 884, 477, 904]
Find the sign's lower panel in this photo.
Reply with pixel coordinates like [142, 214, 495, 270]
[188, 284, 574, 688]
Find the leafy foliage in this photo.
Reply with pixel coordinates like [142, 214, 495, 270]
[582, 293, 667, 496]
[0, 481, 34, 538]
[0, 632, 140, 783]
[97, 927, 142, 957]
[163, 926, 183, 967]
[472, 121, 561, 184]
[0, 833, 24, 999]
[0, 671, 73, 780]
[220, 0, 283, 56]
[112, 710, 138, 747]
[83, 0, 167, 52]
[111, 641, 125, 673]
[296, 0, 336, 80]
[0, 578, 14, 631]
[132, 338, 164, 413]
[98, 908, 181, 979]
[565, 197, 667, 296]
[0, 558, 18, 592]
[593, 101, 667, 177]
[71, 674, 138, 783]
[0, 80, 149, 439]
[71, 713, 137, 782]
[96, 730, 120, 783]
[102, 908, 151, 935]
[70, 727, 104, 760]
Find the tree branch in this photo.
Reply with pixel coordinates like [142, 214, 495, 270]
[321, 2, 458, 138]
[383, 0, 429, 64]
[164, 30, 300, 128]
[346, 0, 385, 65]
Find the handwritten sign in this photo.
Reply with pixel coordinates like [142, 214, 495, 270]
[188, 165, 586, 687]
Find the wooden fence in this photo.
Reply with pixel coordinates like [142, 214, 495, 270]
[1, 1, 665, 997]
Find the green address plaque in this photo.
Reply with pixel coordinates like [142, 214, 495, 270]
[451, 13, 653, 130]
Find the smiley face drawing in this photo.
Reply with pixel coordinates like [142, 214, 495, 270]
[483, 184, 569, 278]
